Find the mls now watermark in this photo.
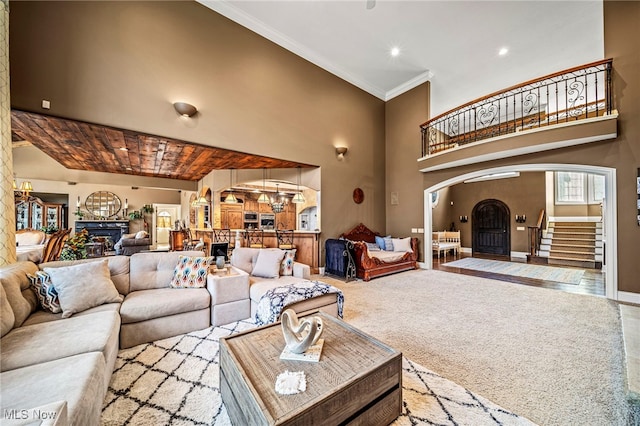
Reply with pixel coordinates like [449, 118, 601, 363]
[3, 408, 59, 421]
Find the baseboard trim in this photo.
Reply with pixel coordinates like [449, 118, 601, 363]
[618, 291, 640, 305]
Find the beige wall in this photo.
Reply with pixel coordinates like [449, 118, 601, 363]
[8, 1, 640, 296]
[9, 1, 386, 259]
[448, 173, 546, 253]
[381, 2, 639, 295]
[416, 1, 639, 294]
[432, 186, 452, 232]
[385, 82, 429, 256]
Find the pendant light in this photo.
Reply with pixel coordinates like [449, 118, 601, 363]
[257, 168, 270, 203]
[192, 180, 208, 207]
[224, 169, 238, 204]
[292, 166, 306, 204]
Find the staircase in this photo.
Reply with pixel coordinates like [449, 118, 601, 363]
[539, 220, 603, 269]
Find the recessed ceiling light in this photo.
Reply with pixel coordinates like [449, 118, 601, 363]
[390, 47, 400, 57]
[498, 47, 509, 56]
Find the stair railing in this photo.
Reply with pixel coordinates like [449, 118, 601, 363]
[420, 59, 613, 157]
[528, 209, 546, 256]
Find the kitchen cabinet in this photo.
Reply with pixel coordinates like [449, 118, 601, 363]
[221, 204, 243, 229]
[244, 198, 258, 213]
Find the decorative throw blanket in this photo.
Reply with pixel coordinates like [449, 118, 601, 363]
[255, 280, 344, 326]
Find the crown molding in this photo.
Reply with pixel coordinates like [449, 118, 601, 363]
[384, 70, 433, 101]
[198, 0, 391, 100]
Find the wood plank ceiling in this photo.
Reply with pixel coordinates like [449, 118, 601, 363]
[11, 110, 315, 181]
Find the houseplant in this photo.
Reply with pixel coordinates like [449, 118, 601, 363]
[59, 229, 90, 261]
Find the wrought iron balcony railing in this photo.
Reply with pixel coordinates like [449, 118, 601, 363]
[420, 59, 613, 157]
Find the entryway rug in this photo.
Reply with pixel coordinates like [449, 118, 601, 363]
[101, 320, 536, 425]
[443, 257, 585, 285]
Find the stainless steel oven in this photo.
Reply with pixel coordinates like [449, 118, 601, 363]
[259, 213, 275, 230]
[244, 211, 258, 222]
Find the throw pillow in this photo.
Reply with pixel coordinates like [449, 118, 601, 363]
[365, 242, 380, 252]
[135, 231, 148, 239]
[252, 249, 286, 279]
[44, 259, 123, 318]
[122, 233, 136, 239]
[392, 237, 413, 253]
[280, 249, 297, 276]
[383, 236, 394, 251]
[374, 235, 386, 251]
[170, 255, 214, 288]
[28, 271, 62, 314]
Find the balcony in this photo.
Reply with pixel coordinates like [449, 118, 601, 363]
[418, 59, 618, 172]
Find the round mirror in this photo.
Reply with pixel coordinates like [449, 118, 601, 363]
[85, 191, 122, 218]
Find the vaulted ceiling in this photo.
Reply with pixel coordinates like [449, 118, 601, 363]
[11, 110, 315, 182]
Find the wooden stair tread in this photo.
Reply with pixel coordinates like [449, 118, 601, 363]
[549, 254, 595, 261]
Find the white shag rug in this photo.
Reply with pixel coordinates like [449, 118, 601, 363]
[101, 320, 535, 426]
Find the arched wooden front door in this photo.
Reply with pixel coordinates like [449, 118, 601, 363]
[472, 199, 510, 256]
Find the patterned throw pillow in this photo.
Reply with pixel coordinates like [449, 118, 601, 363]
[28, 271, 62, 314]
[383, 236, 394, 251]
[170, 255, 214, 288]
[365, 242, 380, 252]
[374, 235, 386, 250]
[280, 249, 297, 276]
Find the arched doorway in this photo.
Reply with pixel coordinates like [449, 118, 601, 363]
[422, 164, 617, 300]
[472, 199, 510, 257]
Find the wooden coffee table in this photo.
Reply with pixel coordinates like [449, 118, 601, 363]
[219, 312, 402, 425]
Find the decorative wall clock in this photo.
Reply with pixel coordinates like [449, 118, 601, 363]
[353, 188, 364, 204]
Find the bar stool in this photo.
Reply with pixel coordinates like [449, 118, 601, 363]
[276, 229, 295, 250]
[245, 229, 264, 248]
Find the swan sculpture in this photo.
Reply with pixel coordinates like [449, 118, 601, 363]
[280, 309, 324, 354]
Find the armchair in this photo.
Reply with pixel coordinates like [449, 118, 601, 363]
[114, 231, 150, 255]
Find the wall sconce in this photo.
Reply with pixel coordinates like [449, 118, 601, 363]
[459, 215, 468, 223]
[515, 214, 527, 223]
[335, 146, 348, 159]
[173, 102, 198, 117]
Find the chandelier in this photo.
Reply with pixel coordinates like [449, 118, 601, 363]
[269, 184, 288, 213]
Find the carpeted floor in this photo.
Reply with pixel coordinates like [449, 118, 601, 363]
[319, 270, 634, 425]
[101, 320, 535, 425]
[442, 257, 585, 284]
[102, 269, 636, 425]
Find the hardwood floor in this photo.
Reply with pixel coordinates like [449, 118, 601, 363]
[433, 252, 605, 297]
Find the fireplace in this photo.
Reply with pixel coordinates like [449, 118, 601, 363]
[75, 220, 129, 250]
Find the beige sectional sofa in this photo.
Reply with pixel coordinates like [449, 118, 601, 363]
[0, 251, 204, 425]
[0, 248, 341, 425]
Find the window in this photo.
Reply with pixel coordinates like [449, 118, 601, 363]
[555, 172, 604, 204]
[588, 174, 605, 203]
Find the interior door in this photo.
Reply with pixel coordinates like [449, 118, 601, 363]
[472, 199, 510, 256]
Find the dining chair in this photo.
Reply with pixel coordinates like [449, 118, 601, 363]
[42, 228, 71, 263]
